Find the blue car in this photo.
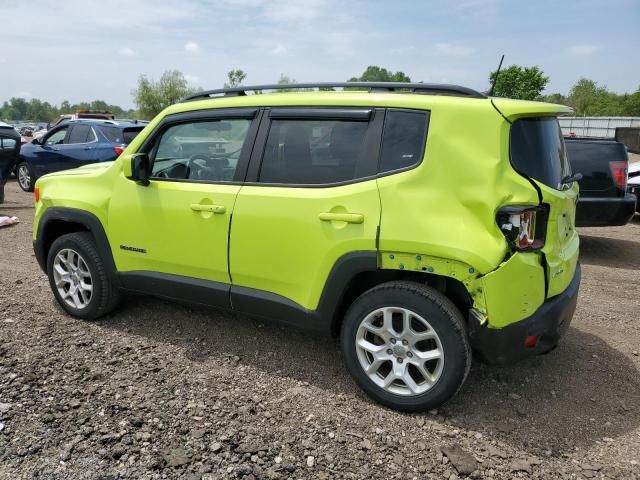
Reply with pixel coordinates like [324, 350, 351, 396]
[16, 119, 147, 191]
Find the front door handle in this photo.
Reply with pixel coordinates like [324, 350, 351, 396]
[190, 203, 226, 214]
[318, 212, 364, 224]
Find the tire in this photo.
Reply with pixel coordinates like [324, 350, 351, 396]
[340, 281, 471, 412]
[46, 232, 120, 320]
[16, 162, 34, 192]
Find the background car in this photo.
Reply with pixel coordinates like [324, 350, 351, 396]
[16, 119, 147, 191]
[565, 137, 637, 226]
[0, 122, 21, 203]
[628, 162, 640, 213]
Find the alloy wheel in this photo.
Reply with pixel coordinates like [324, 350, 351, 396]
[17, 165, 31, 190]
[355, 306, 444, 396]
[52, 248, 93, 309]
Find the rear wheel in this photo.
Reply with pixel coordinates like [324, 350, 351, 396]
[47, 232, 120, 320]
[340, 281, 471, 412]
[16, 162, 34, 192]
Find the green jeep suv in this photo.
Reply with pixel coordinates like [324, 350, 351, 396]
[32, 83, 580, 411]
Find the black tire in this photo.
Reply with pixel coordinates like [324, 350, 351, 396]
[340, 281, 471, 412]
[46, 232, 120, 320]
[16, 162, 34, 192]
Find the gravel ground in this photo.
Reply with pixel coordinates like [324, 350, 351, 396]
[1, 179, 639, 480]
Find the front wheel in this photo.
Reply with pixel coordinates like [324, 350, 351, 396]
[16, 162, 34, 192]
[47, 232, 120, 320]
[340, 281, 471, 412]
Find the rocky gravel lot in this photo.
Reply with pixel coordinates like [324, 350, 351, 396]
[1, 180, 639, 479]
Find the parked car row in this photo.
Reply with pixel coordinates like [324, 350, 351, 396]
[16, 118, 147, 191]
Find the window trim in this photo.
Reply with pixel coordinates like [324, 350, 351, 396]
[244, 107, 385, 188]
[137, 107, 260, 185]
[376, 108, 430, 179]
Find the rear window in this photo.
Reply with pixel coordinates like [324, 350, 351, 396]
[510, 117, 571, 190]
[100, 126, 144, 145]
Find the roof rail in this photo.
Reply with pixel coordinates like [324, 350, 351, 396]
[181, 82, 486, 102]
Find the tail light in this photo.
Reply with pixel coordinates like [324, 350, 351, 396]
[609, 161, 627, 190]
[34, 186, 40, 203]
[496, 205, 548, 251]
[113, 145, 125, 157]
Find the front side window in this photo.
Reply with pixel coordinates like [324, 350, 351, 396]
[150, 119, 250, 182]
[259, 119, 369, 184]
[45, 127, 68, 145]
[379, 110, 428, 173]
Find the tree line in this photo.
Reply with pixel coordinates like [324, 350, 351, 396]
[2, 65, 638, 122]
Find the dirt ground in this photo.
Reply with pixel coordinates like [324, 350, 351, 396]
[0, 179, 639, 480]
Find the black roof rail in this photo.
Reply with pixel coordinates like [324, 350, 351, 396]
[181, 82, 486, 102]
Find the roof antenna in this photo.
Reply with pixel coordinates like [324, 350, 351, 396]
[489, 54, 504, 97]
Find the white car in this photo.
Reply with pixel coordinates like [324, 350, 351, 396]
[629, 161, 640, 213]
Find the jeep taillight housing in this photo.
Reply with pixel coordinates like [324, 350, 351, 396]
[496, 205, 548, 251]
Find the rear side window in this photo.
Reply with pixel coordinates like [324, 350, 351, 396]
[67, 125, 94, 144]
[510, 117, 571, 190]
[379, 110, 428, 173]
[259, 119, 369, 184]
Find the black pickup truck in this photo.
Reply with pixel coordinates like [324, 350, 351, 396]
[565, 137, 637, 227]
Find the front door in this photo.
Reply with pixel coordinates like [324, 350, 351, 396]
[229, 108, 382, 315]
[108, 110, 259, 306]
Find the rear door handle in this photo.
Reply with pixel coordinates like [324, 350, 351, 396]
[190, 203, 226, 214]
[318, 212, 364, 224]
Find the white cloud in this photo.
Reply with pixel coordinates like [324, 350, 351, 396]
[434, 43, 475, 57]
[184, 41, 200, 53]
[119, 47, 136, 56]
[566, 44, 602, 56]
[271, 43, 288, 55]
[184, 74, 204, 85]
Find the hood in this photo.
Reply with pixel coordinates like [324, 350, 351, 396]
[41, 161, 114, 178]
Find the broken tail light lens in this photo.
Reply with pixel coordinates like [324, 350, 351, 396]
[496, 205, 548, 251]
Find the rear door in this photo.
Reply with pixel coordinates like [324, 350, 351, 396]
[59, 124, 99, 169]
[229, 108, 383, 315]
[510, 117, 579, 298]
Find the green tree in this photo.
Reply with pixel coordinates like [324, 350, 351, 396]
[132, 70, 196, 119]
[566, 78, 610, 115]
[225, 69, 247, 88]
[349, 66, 411, 83]
[489, 65, 549, 100]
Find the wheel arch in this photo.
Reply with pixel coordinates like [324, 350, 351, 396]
[322, 253, 474, 337]
[34, 207, 119, 285]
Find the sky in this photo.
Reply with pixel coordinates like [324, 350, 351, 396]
[0, 0, 638, 109]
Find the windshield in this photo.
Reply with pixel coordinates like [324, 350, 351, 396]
[510, 117, 571, 190]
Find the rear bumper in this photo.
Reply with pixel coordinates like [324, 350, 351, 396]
[575, 194, 636, 227]
[469, 263, 581, 365]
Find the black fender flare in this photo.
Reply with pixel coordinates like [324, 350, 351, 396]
[34, 207, 120, 286]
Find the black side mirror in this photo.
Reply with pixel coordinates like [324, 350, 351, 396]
[125, 153, 150, 186]
[31, 137, 40, 145]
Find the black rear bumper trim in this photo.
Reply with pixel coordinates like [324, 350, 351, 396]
[469, 263, 581, 365]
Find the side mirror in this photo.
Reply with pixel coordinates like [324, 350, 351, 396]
[31, 137, 40, 145]
[123, 153, 150, 186]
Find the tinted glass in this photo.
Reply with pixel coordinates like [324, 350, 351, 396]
[67, 125, 92, 144]
[45, 128, 68, 145]
[259, 119, 368, 184]
[0, 137, 17, 150]
[379, 110, 428, 173]
[100, 126, 122, 143]
[151, 119, 250, 182]
[510, 117, 571, 190]
[123, 127, 144, 144]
